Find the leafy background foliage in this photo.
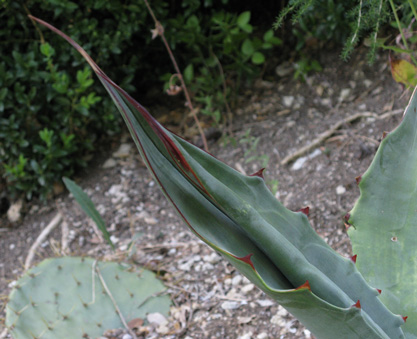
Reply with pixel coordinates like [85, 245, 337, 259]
[3, 0, 410, 202]
[0, 0, 282, 201]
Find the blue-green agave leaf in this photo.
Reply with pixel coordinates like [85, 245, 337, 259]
[348, 88, 417, 338]
[30, 15, 405, 339]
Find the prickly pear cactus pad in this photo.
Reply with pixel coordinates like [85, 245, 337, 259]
[6, 257, 171, 339]
[348, 88, 417, 338]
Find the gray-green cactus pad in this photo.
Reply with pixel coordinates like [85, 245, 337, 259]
[6, 257, 171, 338]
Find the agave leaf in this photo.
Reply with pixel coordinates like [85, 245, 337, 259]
[30, 16, 405, 338]
[348, 88, 417, 338]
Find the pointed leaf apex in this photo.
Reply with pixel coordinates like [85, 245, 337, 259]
[350, 254, 357, 264]
[250, 168, 265, 179]
[376, 288, 382, 294]
[402, 315, 408, 323]
[352, 300, 361, 309]
[298, 206, 310, 216]
[355, 175, 362, 185]
[296, 280, 311, 291]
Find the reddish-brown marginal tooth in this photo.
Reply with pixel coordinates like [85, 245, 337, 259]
[402, 316, 408, 323]
[382, 131, 389, 140]
[296, 280, 311, 291]
[352, 300, 361, 309]
[350, 255, 357, 264]
[344, 222, 351, 230]
[376, 289, 382, 295]
[355, 175, 362, 185]
[344, 213, 350, 223]
[234, 253, 255, 271]
[250, 168, 265, 179]
[298, 207, 310, 216]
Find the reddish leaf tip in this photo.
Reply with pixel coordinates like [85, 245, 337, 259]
[402, 316, 408, 323]
[250, 168, 265, 179]
[355, 175, 362, 185]
[296, 280, 311, 291]
[298, 207, 310, 217]
[382, 131, 389, 140]
[352, 300, 361, 309]
[350, 254, 357, 264]
[376, 288, 382, 295]
[234, 253, 255, 271]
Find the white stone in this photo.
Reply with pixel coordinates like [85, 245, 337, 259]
[7, 199, 23, 223]
[282, 96, 294, 107]
[102, 158, 117, 168]
[203, 252, 221, 264]
[201, 262, 214, 271]
[339, 88, 351, 102]
[146, 312, 167, 326]
[238, 332, 253, 339]
[336, 185, 346, 195]
[241, 283, 255, 294]
[364, 79, 372, 88]
[256, 299, 274, 307]
[270, 313, 286, 327]
[110, 235, 119, 244]
[122, 334, 132, 339]
[232, 275, 243, 285]
[112, 143, 132, 158]
[221, 301, 242, 310]
[292, 149, 321, 171]
[9, 243, 15, 250]
[106, 184, 130, 204]
[257, 333, 268, 339]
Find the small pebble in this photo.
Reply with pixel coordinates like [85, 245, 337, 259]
[221, 301, 244, 310]
[256, 299, 274, 307]
[232, 275, 243, 285]
[147, 312, 167, 326]
[238, 332, 253, 339]
[102, 158, 117, 169]
[241, 283, 255, 293]
[336, 185, 346, 195]
[283, 96, 294, 107]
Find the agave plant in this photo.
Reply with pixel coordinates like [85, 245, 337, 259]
[28, 15, 417, 338]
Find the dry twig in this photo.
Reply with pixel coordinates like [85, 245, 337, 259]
[143, 0, 208, 151]
[280, 109, 403, 166]
[24, 212, 62, 270]
[61, 220, 69, 255]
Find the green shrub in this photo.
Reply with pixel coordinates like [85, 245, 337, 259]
[1, 0, 281, 201]
[1, 0, 149, 200]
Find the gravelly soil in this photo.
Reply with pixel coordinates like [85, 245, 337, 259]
[0, 47, 410, 338]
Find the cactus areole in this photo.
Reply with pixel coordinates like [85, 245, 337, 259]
[24, 15, 417, 339]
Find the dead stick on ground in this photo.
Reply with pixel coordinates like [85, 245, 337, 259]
[61, 219, 69, 255]
[280, 109, 403, 166]
[24, 212, 62, 270]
